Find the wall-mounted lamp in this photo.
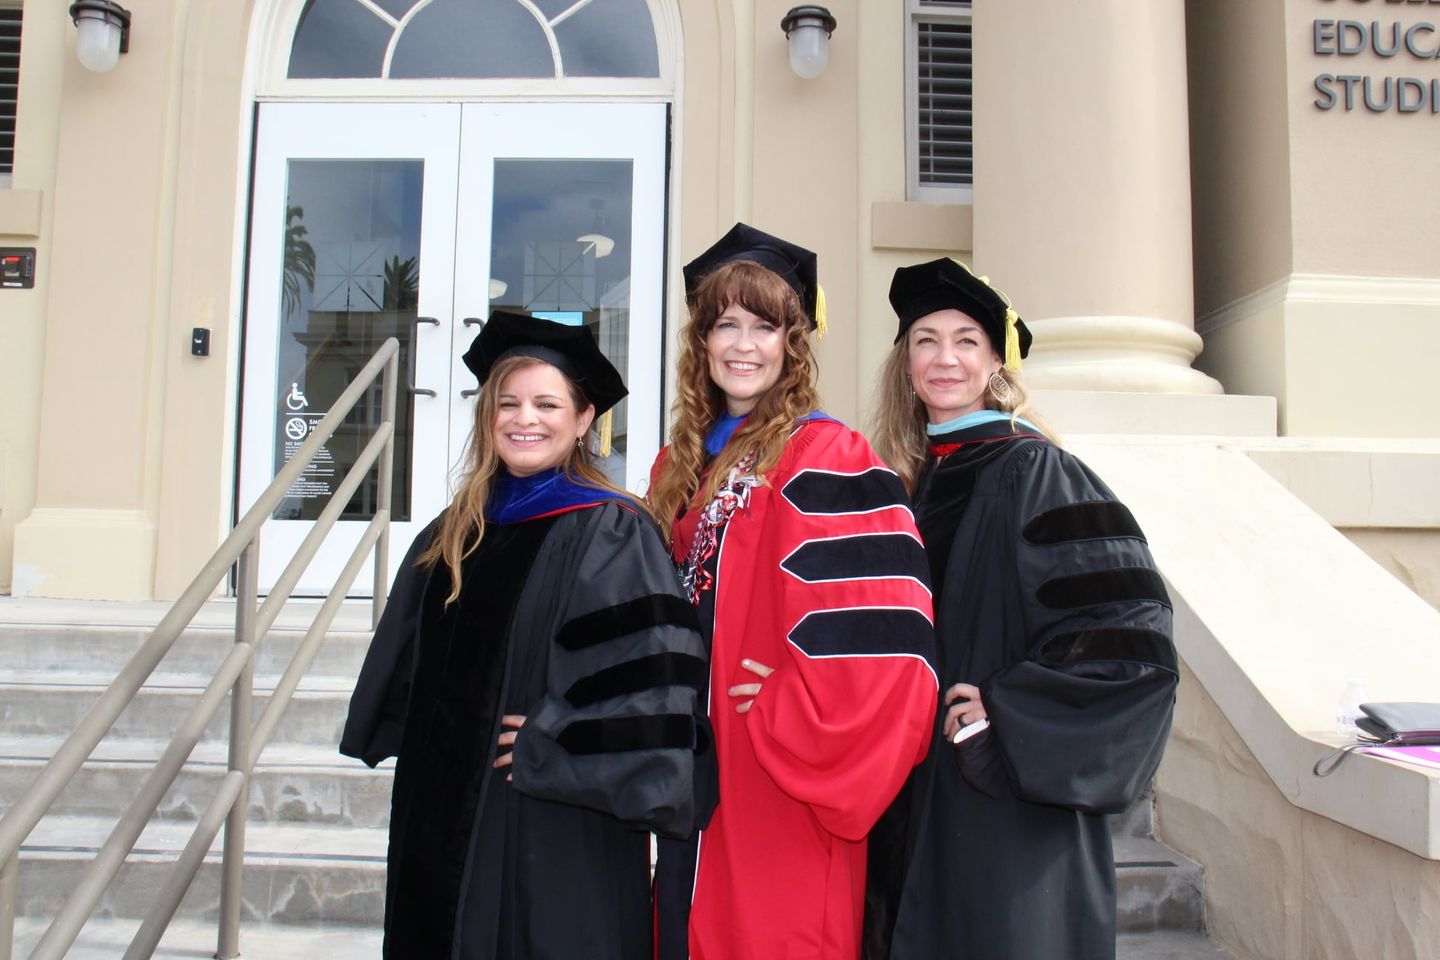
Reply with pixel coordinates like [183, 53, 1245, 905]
[780, 5, 836, 80]
[69, 1, 131, 74]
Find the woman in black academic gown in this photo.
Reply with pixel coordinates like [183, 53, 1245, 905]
[861, 259, 1179, 960]
[341, 311, 707, 960]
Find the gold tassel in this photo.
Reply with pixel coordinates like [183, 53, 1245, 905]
[814, 285, 827, 340]
[598, 410, 614, 458]
[1004, 308, 1022, 372]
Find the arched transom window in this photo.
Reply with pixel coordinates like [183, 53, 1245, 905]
[287, 0, 661, 80]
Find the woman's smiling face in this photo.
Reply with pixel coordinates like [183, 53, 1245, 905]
[492, 362, 594, 476]
[705, 301, 785, 416]
[907, 309, 1002, 423]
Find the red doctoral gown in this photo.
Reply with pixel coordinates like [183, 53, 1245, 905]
[654, 418, 938, 960]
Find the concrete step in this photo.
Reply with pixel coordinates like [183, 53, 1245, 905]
[1115, 838, 1206, 935]
[0, 736, 392, 828]
[12, 918, 1236, 960]
[0, 622, 374, 681]
[8, 916, 382, 958]
[15, 816, 386, 926]
[1111, 785, 1155, 839]
[1118, 930, 1237, 959]
[11, 820, 1201, 933]
[0, 679, 356, 747]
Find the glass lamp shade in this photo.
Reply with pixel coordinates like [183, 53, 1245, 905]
[786, 21, 830, 80]
[74, 13, 123, 72]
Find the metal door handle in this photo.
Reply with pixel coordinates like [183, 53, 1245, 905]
[459, 318, 485, 397]
[408, 316, 440, 397]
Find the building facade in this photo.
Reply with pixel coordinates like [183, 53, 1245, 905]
[1, 0, 1437, 602]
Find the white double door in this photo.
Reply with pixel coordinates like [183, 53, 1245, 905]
[239, 101, 667, 594]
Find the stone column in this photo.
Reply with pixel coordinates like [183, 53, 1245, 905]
[973, 0, 1220, 394]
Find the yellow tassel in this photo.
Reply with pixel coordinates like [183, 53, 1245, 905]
[598, 410, 614, 458]
[814, 285, 827, 340]
[1004, 308, 1022, 372]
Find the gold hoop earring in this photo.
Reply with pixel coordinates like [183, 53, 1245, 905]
[987, 371, 1013, 406]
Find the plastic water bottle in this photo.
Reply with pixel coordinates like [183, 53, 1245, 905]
[1335, 677, 1368, 738]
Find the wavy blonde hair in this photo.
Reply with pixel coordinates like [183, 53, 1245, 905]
[869, 334, 1056, 494]
[647, 261, 820, 536]
[418, 354, 635, 603]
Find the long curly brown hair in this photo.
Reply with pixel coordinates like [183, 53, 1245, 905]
[418, 354, 635, 604]
[647, 261, 820, 537]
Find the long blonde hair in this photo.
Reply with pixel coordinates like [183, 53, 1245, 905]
[647, 261, 820, 536]
[869, 337, 1055, 494]
[419, 354, 634, 603]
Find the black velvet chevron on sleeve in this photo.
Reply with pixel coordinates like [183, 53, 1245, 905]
[1035, 568, 1171, 610]
[564, 652, 709, 708]
[1036, 627, 1178, 674]
[780, 533, 927, 584]
[787, 607, 936, 665]
[1022, 500, 1145, 546]
[556, 714, 698, 754]
[781, 468, 908, 515]
[556, 593, 699, 651]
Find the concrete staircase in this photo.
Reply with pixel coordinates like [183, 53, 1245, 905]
[0, 598, 1234, 959]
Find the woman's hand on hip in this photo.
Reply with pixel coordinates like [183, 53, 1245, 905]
[728, 659, 774, 713]
[493, 714, 526, 782]
[942, 683, 986, 742]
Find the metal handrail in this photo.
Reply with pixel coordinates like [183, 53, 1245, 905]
[0, 337, 402, 960]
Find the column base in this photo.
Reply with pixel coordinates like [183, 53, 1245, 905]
[1022, 315, 1224, 395]
[11, 507, 156, 600]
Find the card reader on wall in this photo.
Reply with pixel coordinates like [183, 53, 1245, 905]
[1, 248, 36, 289]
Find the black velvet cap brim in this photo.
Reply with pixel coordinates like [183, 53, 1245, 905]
[461, 310, 628, 414]
[889, 258, 1032, 359]
[682, 222, 820, 326]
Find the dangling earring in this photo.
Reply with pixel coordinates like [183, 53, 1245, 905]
[905, 374, 916, 399]
[987, 371, 1012, 406]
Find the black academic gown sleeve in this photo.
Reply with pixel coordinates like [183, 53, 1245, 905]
[963, 442, 1178, 814]
[509, 502, 707, 840]
[338, 517, 440, 768]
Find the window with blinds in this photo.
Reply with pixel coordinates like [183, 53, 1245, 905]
[908, 0, 972, 201]
[0, 5, 19, 181]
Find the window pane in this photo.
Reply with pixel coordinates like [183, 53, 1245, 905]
[370, 0, 416, 17]
[487, 160, 635, 485]
[271, 160, 424, 522]
[289, 0, 391, 79]
[390, 0, 553, 78]
[554, 0, 660, 78]
[917, 21, 972, 186]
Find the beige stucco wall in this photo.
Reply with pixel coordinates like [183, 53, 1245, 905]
[0, 4, 63, 596]
[1185, 0, 1294, 319]
[1190, 0, 1440, 437]
[1157, 663, 1440, 960]
[1341, 528, 1440, 612]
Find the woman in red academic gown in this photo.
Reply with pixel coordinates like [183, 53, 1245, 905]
[648, 224, 939, 960]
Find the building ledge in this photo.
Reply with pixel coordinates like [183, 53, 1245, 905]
[0, 189, 43, 238]
[1070, 435, 1440, 859]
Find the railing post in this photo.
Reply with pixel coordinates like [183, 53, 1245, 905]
[0, 851, 17, 960]
[217, 544, 258, 960]
[373, 344, 399, 629]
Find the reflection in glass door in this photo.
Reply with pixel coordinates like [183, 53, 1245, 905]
[239, 103, 460, 595]
[270, 159, 421, 523]
[454, 103, 666, 493]
[487, 160, 634, 486]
